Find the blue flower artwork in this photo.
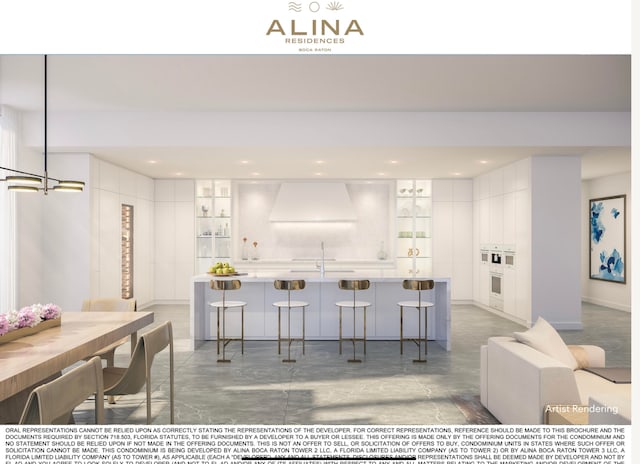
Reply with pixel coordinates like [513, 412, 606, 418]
[590, 201, 605, 244]
[596, 248, 625, 282]
[590, 195, 625, 283]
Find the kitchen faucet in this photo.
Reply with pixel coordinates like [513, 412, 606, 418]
[316, 241, 326, 277]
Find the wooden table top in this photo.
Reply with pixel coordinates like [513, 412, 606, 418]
[0, 311, 154, 401]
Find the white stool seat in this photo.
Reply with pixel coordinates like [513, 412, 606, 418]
[397, 301, 435, 308]
[273, 300, 309, 308]
[209, 300, 246, 308]
[336, 300, 371, 308]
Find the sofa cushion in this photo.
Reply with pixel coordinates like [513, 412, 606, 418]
[513, 317, 578, 370]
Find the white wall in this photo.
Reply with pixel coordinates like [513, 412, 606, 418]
[581, 171, 631, 311]
[90, 158, 155, 307]
[16, 147, 44, 308]
[26, 111, 630, 150]
[472, 156, 582, 329]
[530, 156, 582, 328]
[18, 152, 94, 312]
[234, 181, 393, 261]
[432, 179, 473, 301]
[40, 154, 92, 311]
[154, 179, 194, 302]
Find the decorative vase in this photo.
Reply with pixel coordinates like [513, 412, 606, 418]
[377, 241, 388, 260]
[241, 238, 249, 260]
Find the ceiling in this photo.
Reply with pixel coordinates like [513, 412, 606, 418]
[0, 54, 631, 180]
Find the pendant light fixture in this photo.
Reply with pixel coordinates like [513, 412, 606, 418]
[0, 55, 85, 194]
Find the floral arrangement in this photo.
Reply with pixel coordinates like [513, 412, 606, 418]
[0, 303, 61, 336]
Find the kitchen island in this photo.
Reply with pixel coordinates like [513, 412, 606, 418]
[190, 271, 451, 351]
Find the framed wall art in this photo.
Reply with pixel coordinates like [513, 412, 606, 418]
[589, 194, 626, 283]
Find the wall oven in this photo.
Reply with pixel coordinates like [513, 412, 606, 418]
[504, 251, 515, 268]
[489, 271, 503, 310]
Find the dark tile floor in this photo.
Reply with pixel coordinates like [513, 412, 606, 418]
[75, 302, 631, 425]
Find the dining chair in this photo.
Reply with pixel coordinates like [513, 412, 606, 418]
[82, 297, 137, 403]
[102, 321, 174, 424]
[19, 356, 104, 425]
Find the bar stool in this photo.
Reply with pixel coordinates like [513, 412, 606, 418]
[209, 279, 245, 363]
[397, 279, 435, 363]
[273, 279, 309, 363]
[336, 279, 371, 363]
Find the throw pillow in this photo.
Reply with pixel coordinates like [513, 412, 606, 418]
[567, 345, 590, 369]
[513, 317, 579, 370]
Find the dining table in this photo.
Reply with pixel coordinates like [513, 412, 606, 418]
[0, 310, 154, 422]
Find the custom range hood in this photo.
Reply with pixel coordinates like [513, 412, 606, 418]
[269, 182, 357, 222]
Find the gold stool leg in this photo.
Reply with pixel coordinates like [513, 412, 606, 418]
[348, 306, 362, 363]
[218, 306, 230, 363]
[414, 306, 426, 363]
[302, 306, 306, 355]
[363, 306, 367, 356]
[241, 305, 245, 355]
[424, 306, 428, 356]
[278, 306, 282, 355]
[400, 306, 404, 355]
[339, 306, 343, 355]
[217, 307, 220, 355]
[283, 305, 295, 363]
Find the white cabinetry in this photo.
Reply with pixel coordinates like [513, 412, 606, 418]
[432, 180, 473, 300]
[396, 180, 432, 276]
[489, 195, 504, 245]
[502, 191, 516, 245]
[195, 180, 232, 274]
[154, 179, 195, 301]
[473, 158, 531, 324]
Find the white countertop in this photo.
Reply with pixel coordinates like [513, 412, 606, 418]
[193, 271, 450, 283]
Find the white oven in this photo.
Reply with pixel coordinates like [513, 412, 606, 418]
[489, 271, 503, 310]
[504, 251, 515, 268]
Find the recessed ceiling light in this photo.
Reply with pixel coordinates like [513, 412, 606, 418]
[315, 160, 325, 165]
[377, 172, 386, 176]
[389, 160, 398, 164]
[251, 172, 261, 176]
[452, 172, 462, 176]
[175, 172, 183, 176]
[479, 160, 489, 164]
[314, 172, 324, 176]
[148, 160, 157, 164]
[241, 160, 250, 165]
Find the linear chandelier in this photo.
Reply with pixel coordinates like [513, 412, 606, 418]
[0, 55, 85, 194]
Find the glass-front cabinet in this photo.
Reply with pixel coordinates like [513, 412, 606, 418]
[395, 179, 432, 276]
[195, 180, 232, 274]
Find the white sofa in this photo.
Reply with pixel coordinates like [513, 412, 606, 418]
[480, 336, 631, 424]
